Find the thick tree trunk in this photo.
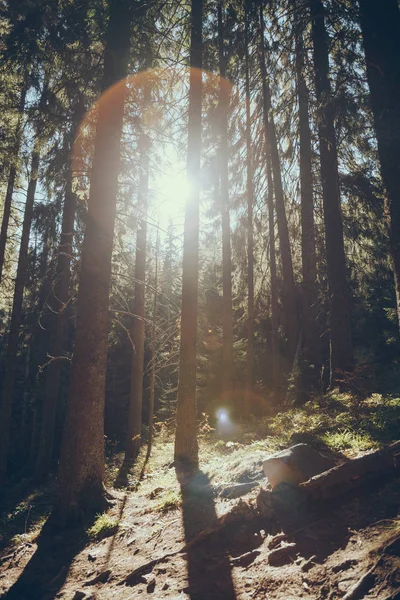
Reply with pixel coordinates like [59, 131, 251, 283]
[259, 20, 298, 358]
[309, 0, 353, 384]
[54, 0, 132, 520]
[294, 9, 321, 390]
[0, 150, 39, 485]
[126, 130, 150, 461]
[217, 1, 234, 404]
[244, 2, 254, 418]
[174, 0, 202, 467]
[35, 173, 77, 479]
[358, 0, 400, 330]
[259, 6, 279, 398]
[0, 83, 28, 285]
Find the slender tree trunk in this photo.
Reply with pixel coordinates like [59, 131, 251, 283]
[125, 128, 150, 461]
[35, 172, 77, 479]
[217, 2, 233, 404]
[174, 0, 202, 467]
[259, 14, 298, 357]
[294, 9, 320, 387]
[244, 1, 254, 418]
[0, 150, 39, 485]
[0, 83, 28, 285]
[358, 0, 400, 329]
[54, 0, 133, 521]
[146, 228, 159, 462]
[258, 5, 279, 398]
[309, 0, 353, 384]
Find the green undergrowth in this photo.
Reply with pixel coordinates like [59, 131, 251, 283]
[87, 512, 119, 540]
[267, 392, 400, 456]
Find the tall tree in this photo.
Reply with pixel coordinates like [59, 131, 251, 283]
[358, 0, 400, 330]
[34, 158, 79, 479]
[259, 16, 299, 358]
[0, 81, 28, 285]
[146, 226, 159, 461]
[217, 1, 234, 404]
[309, 0, 353, 383]
[0, 148, 40, 484]
[244, 0, 254, 417]
[174, 0, 202, 467]
[294, 6, 320, 386]
[54, 0, 133, 520]
[258, 4, 279, 397]
[125, 92, 151, 461]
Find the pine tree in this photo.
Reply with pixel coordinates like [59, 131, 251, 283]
[54, 0, 133, 520]
[358, 0, 400, 330]
[217, 1, 234, 406]
[174, 0, 202, 468]
[309, 0, 353, 383]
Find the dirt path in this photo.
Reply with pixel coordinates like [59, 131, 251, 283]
[1, 439, 400, 599]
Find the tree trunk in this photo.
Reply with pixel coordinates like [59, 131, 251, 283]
[299, 441, 400, 502]
[217, 1, 234, 405]
[244, 1, 254, 418]
[174, 0, 202, 467]
[259, 5, 279, 398]
[309, 0, 353, 384]
[0, 150, 39, 485]
[125, 128, 150, 461]
[259, 17, 298, 358]
[0, 82, 28, 285]
[54, 0, 132, 521]
[146, 228, 159, 462]
[358, 0, 400, 330]
[35, 172, 78, 479]
[294, 7, 321, 391]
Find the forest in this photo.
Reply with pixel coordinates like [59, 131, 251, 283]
[0, 0, 400, 598]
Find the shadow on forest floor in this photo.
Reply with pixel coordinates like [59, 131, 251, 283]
[2, 517, 89, 600]
[0, 478, 54, 552]
[177, 467, 238, 600]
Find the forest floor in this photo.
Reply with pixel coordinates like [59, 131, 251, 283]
[1, 391, 400, 600]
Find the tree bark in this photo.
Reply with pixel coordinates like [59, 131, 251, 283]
[0, 150, 39, 485]
[259, 5, 279, 398]
[54, 0, 132, 520]
[174, 0, 202, 467]
[259, 18, 298, 358]
[358, 0, 400, 330]
[294, 7, 321, 390]
[0, 82, 28, 285]
[244, 1, 254, 418]
[126, 128, 150, 461]
[309, 0, 353, 384]
[217, 1, 234, 405]
[299, 441, 400, 502]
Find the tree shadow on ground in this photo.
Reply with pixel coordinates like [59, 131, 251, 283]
[177, 468, 238, 600]
[114, 448, 151, 489]
[2, 517, 91, 600]
[0, 478, 54, 552]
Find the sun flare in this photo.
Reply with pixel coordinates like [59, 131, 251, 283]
[152, 169, 192, 222]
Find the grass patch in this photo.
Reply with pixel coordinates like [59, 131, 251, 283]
[87, 512, 119, 540]
[156, 490, 181, 513]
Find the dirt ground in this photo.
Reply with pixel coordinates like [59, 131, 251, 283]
[1, 436, 400, 600]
